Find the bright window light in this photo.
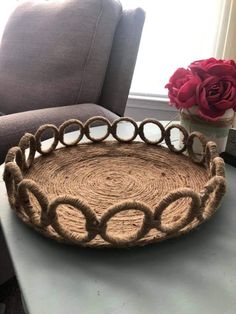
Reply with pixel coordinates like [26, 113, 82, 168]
[121, 0, 226, 96]
[0, 1, 25, 42]
[0, 0, 226, 98]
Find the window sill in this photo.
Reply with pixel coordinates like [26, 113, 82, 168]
[125, 94, 178, 121]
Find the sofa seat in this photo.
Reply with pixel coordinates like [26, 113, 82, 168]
[0, 103, 119, 164]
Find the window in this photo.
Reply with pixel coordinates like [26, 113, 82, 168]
[121, 0, 235, 98]
[1, 0, 235, 100]
[0, 1, 20, 42]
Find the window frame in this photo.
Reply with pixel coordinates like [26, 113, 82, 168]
[127, 0, 236, 125]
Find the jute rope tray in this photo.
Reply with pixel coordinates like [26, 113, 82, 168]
[3, 117, 226, 248]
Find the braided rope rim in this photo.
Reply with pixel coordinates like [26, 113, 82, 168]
[3, 117, 226, 248]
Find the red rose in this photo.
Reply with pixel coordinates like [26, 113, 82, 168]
[196, 75, 236, 120]
[165, 68, 201, 109]
[189, 58, 236, 79]
[166, 58, 236, 120]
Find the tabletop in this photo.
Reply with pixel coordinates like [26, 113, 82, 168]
[0, 122, 236, 314]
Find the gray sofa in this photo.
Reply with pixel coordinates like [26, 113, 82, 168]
[0, 0, 145, 285]
[0, 0, 145, 164]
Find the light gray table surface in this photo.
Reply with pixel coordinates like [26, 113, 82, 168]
[0, 122, 236, 314]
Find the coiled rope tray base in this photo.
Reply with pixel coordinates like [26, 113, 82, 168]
[3, 117, 226, 248]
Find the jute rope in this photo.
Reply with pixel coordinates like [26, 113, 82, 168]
[18, 133, 36, 170]
[139, 118, 165, 144]
[3, 117, 226, 248]
[59, 119, 84, 146]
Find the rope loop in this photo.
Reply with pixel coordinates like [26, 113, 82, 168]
[187, 132, 207, 164]
[154, 188, 201, 234]
[3, 162, 23, 208]
[99, 201, 153, 246]
[111, 117, 138, 143]
[18, 179, 49, 227]
[59, 119, 84, 146]
[138, 119, 165, 144]
[18, 133, 36, 170]
[210, 157, 225, 178]
[48, 196, 99, 244]
[199, 175, 226, 220]
[5, 147, 23, 171]
[84, 117, 111, 142]
[205, 141, 218, 169]
[165, 124, 188, 153]
[35, 124, 59, 154]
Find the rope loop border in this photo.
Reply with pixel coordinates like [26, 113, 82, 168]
[153, 188, 201, 234]
[84, 117, 111, 142]
[59, 119, 84, 146]
[18, 179, 49, 227]
[2, 117, 227, 247]
[5, 146, 23, 171]
[48, 196, 99, 244]
[164, 124, 188, 153]
[35, 124, 59, 155]
[99, 201, 153, 246]
[18, 133, 36, 170]
[111, 117, 139, 143]
[138, 119, 165, 145]
[187, 132, 207, 164]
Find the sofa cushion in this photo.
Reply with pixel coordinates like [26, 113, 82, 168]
[0, 103, 119, 164]
[0, 0, 122, 115]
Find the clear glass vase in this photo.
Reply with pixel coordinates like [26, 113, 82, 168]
[180, 106, 235, 153]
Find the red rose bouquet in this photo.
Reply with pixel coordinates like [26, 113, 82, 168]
[165, 58, 236, 121]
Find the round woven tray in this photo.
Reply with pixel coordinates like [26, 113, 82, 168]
[3, 117, 226, 248]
